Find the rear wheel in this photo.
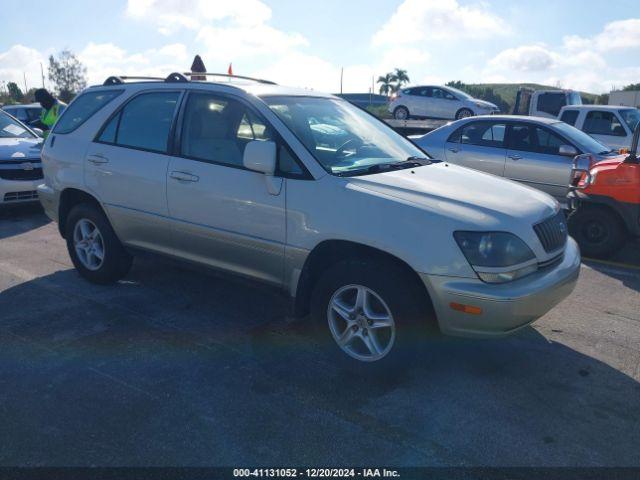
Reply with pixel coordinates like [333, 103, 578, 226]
[568, 206, 627, 258]
[310, 258, 433, 370]
[393, 106, 410, 120]
[455, 108, 474, 120]
[65, 203, 133, 284]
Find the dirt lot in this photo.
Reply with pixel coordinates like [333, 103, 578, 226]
[0, 204, 639, 467]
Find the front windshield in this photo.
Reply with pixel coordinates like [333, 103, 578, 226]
[553, 121, 611, 155]
[0, 111, 34, 139]
[620, 109, 640, 132]
[262, 96, 428, 175]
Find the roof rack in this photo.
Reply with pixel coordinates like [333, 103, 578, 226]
[103, 73, 189, 86]
[182, 72, 277, 85]
[101, 72, 275, 87]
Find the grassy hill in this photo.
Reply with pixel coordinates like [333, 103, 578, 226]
[457, 83, 600, 112]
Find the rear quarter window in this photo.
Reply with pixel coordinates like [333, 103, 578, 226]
[53, 89, 123, 134]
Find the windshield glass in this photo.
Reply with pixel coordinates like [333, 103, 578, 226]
[444, 86, 472, 100]
[569, 92, 582, 105]
[620, 109, 640, 132]
[0, 111, 34, 139]
[552, 121, 611, 154]
[262, 96, 428, 175]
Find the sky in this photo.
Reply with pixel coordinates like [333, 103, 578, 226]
[1, 0, 639, 95]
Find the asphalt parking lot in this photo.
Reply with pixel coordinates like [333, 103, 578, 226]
[1, 204, 639, 467]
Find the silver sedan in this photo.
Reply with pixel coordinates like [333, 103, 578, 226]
[413, 115, 618, 204]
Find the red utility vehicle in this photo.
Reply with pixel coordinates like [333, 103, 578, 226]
[568, 125, 640, 257]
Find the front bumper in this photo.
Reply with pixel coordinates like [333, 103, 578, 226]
[420, 238, 581, 337]
[0, 178, 42, 204]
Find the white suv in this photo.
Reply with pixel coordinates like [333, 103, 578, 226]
[388, 85, 499, 120]
[38, 73, 580, 367]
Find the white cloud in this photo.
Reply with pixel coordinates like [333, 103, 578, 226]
[0, 44, 48, 92]
[196, 24, 307, 60]
[127, 0, 278, 34]
[564, 18, 640, 52]
[489, 44, 558, 72]
[79, 42, 190, 85]
[372, 0, 509, 47]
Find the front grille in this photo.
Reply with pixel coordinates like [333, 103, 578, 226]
[534, 211, 568, 253]
[0, 168, 43, 181]
[3, 191, 38, 202]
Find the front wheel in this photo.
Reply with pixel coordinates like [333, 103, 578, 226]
[65, 203, 133, 284]
[455, 108, 474, 120]
[310, 259, 433, 369]
[568, 206, 627, 258]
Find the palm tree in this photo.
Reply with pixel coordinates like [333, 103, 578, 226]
[393, 68, 410, 89]
[377, 73, 395, 96]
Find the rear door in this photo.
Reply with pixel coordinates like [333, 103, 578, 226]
[443, 120, 507, 176]
[504, 122, 573, 202]
[85, 90, 182, 253]
[166, 91, 287, 286]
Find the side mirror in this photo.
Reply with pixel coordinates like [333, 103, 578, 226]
[32, 127, 44, 137]
[559, 145, 578, 157]
[243, 140, 276, 175]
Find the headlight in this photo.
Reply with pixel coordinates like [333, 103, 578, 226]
[454, 231, 537, 283]
[474, 102, 488, 109]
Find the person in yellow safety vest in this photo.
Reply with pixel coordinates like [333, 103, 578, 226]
[33, 89, 66, 138]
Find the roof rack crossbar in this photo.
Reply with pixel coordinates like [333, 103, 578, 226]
[182, 72, 276, 85]
[103, 76, 166, 86]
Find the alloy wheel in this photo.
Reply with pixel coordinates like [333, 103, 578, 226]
[73, 219, 105, 271]
[327, 284, 396, 362]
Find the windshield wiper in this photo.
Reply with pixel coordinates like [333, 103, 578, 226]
[335, 157, 434, 177]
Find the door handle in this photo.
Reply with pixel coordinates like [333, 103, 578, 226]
[509, 154, 522, 161]
[87, 154, 109, 164]
[170, 171, 199, 182]
[448, 147, 459, 153]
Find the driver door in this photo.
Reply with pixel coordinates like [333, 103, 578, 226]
[166, 92, 287, 286]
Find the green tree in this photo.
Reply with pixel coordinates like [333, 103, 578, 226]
[393, 68, 410, 90]
[48, 49, 87, 103]
[7, 82, 24, 103]
[622, 83, 640, 91]
[377, 73, 396, 96]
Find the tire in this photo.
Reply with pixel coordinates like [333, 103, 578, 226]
[568, 206, 627, 258]
[393, 106, 410, 120]
[65, 203, 133, 284]
[310, 258, 434, 371]
[455, 108, 474, 120]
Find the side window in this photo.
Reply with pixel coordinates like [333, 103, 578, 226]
[534, 126, 565, 155]
[54, 89, 123, 134]
[99, 91, 180, 152]
[536, 93, 565, 117]
[560, 110, 579, 126]
[431, 88, 445, 99]
[583, 111, 626, 136]
[458, 121, 506, 148]
[181, 92, 274, 168]
[507, 124, 535, 152]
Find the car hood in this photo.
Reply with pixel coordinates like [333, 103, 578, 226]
[349, 162, 558, 228]
[471, 99, 498, 109]
[0, 137, 42, 162]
